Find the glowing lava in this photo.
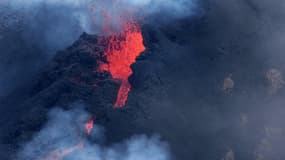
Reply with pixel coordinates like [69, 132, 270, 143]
[99, 21, 145, 107]
[85, 117, 94, 135]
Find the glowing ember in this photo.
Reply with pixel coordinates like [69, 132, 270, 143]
[99, 21, 145, 107]
[85, 118, 94, 135]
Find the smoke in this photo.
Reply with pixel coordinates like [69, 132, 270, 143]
[125, 0, 285, 159]
[5, 0, 198, 35]
[122, 0, 198, 18]
[16, 107, 171, 160]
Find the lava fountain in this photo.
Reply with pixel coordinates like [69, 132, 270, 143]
[99, 20, 145, 107]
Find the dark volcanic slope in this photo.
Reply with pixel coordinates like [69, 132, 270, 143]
[0, 33, 142, 159]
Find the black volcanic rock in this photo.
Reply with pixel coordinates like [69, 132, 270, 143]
[28, 33, 117, 108]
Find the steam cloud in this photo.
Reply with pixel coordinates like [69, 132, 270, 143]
[16, 107, 171, 160]
[8, 0, 197, 17]
[5, 0, 198, 34]
[122, 0, 198, 17]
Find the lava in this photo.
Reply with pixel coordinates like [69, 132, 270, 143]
[85, 117, 94, 135]
[99, 20, 145, 107]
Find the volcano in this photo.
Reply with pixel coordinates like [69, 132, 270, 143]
[3, 1, 285, 160]
[0, 1, 149, 158]
[0, 30, 147, 157]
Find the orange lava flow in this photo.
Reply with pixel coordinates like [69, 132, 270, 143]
[99, 21, 145, 107]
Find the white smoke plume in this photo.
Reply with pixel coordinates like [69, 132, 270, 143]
[0, 0, 199, 56]
[16, 107, 171, 160]
[122, 0, 198, 17]
[0, 0, 199, 55]
[4, 0, 198, 32]
[7, 0, 197, 17]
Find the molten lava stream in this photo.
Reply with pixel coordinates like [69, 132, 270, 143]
[99, 21, 145, 108]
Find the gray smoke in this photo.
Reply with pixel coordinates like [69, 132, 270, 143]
[16, 107, 171, 160]
[122, 0, 198, 17]
[5, 0, 198, 34]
